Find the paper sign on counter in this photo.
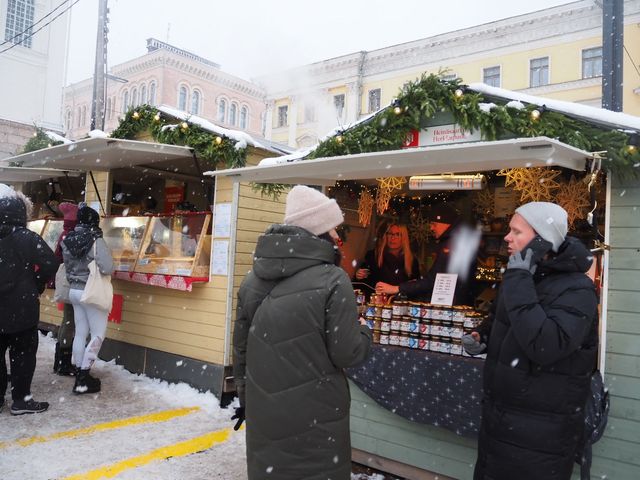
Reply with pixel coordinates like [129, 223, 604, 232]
[430, 273, 458, 306]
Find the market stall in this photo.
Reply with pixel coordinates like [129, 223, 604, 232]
[1, 106, 292, 400]
[205, 75, 640, 479]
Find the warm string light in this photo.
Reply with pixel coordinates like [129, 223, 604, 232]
[132, 111, 140, 120]
[215, 136, 223, 145]
[529, 105, 545, 121]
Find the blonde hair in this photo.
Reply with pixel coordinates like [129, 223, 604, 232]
[376, 223, 414, 277]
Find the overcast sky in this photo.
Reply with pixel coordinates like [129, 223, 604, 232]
[65, 0, 576, 85]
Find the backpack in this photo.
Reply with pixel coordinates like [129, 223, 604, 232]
[575, 370, 610, 480]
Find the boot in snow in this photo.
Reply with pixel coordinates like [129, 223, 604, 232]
[11, 398, 49, 415]
[57, 349, 76, 376]
[73, 369, 101, 394]
[53, 342, 61, 373]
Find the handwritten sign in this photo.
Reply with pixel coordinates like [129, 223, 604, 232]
[430, 273, 458, 306]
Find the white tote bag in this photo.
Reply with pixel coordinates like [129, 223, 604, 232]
[53, 263, 71, 303]
[80, 242, 113, 312]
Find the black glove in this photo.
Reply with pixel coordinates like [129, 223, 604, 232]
[461, 334, 486, 356]
[231, 407, 245, 431]
[507, 236, 552, 274]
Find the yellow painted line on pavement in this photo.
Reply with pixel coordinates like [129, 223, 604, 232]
[62, 426, 239, 480]
[0, 407, 200, 450]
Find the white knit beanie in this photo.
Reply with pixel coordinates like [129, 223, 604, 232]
[284, 185, 344, 235]
[0, 183, 16, 199]
[515, 202, 568, 252]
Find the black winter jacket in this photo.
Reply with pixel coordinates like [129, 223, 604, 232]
[357, 249, 420, 290]
[233, 225, 371, 480]
[0, 196, 59, 334]
[474, 237, 599, 480]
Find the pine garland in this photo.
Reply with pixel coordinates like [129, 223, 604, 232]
[21, 127, 63, 154]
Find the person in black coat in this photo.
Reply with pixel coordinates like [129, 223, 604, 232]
[466, 202, 599, 480]
[376, 204, 479, 306]
[354, 222, 420, 292]
[0, 185, 58, 415]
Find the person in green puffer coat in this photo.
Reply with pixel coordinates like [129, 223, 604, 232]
[233, 185, 372, 480]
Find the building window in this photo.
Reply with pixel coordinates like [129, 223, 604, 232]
[333, 94, 345, 118]
[148, 82, 156, 106]
[530, 57, 549, 87]
[217, 99, 227, 123]
[304, 104, 316, 123]
[229, 103, 238, 125]
[178, 86, 188, 111]
[277, 105, 288, 127]
[483, 66, 501, 87]
[122, 91, 129, 111]
[368, 89, 381, 113]
[4, 0, 35, 48]
[191, 91, 200, 114]
[240, 106, 248, 129]
[131, 87, 138, 107]
[140, 85, 147, 105]
[65, 110, 72, 131]
[582, 47, 603, 79]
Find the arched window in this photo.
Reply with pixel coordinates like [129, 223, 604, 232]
[148, 82, 156, 106]
[229, 103, 238, 126]
[240, 106, 248, 129]
[106, 97, 112, 120]
[77, 107, 82, 127]
[140, 85, 147, 105]
[81, 106, 87, 127]
[131, 88, 138, 107]
[178, 86, 188, 111]
[65, 110, 72, 131]
[123, 91, 129, 111]
[217, 98, 227, 123]
[190, 90, 200, 114]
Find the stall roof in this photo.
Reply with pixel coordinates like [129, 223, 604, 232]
[0, 137, 195, 172]
[0, 165, 82, 183]
[203, 136, 592, 185]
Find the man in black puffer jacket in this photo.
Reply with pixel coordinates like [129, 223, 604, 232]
[233, 185, 372, 480]
[469, 201, 599, 480]
[0, 185, 58, 415]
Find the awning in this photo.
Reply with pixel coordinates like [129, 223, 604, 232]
[0, 165, 82, 184]
[0, 137, 195, 172]
[203, 137, 592, 185]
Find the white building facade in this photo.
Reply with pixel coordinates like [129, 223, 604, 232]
[0, 0, 71, 159]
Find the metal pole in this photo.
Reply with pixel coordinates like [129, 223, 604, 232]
[602, 0, 624, 111]
[90, 0, 109, 130]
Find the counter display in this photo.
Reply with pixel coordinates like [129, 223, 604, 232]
[102, 216, 150, 272]
[40, 219, 64, 251]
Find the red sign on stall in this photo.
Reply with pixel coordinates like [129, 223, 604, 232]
[164, 186, 184, 213]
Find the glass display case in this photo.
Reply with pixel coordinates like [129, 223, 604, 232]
[101, 216, 151, 272]
[135, 213, 212, 277]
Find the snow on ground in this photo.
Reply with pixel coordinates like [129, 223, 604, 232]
[1, 333, 386, 480]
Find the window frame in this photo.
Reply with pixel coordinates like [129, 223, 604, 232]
[482, 66, 501, 88]
[333, 94, 345, 119]
[4, 0, 35, 48]
[229, 102, 238, 126]
[277, 105, 288, 128]
[582, 47, 603, 79]
[148, 81, 156, 106]
[239, 105, 248, 129]
[178, 85, 188, 111]
[529, 56, 550, 88]
[190, 90, 201, 115]
[217, 97, 227, 123]
[368, 88, 381, 113]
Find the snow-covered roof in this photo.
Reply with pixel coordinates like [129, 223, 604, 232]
[45, 131, 73, 144]
[157, 105, 293, 156]
[468, 83, 640, 132]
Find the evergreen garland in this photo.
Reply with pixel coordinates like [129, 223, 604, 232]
[21, 127, 63, 154]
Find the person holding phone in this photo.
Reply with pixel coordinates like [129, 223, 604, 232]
[465, 202, 599, 480]
[354, 222, 419, 293]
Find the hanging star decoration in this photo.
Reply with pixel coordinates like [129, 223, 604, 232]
[472, 189, 494, 221]
[375, 177, 406, 214]
[358, 189, 374, 226]
[497, 168, 528, 190]
[516, 167, 562, 202]
[555, 175, 592, 228]
[408, 209, 430, 245]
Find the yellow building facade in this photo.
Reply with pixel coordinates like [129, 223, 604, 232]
[259, 0, 640, 148]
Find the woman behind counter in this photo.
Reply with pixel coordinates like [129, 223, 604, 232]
[354, 222, 420, 290]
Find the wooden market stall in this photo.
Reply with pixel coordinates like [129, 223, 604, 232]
[0, 107, 292, 401]
[206, 76, 640, 479]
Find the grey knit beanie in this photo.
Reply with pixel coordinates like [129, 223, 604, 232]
[515, 202, 568, 252]
[284, 185, 344, 235]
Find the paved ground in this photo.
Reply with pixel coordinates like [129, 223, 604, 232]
[1, 333, 401, 480]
